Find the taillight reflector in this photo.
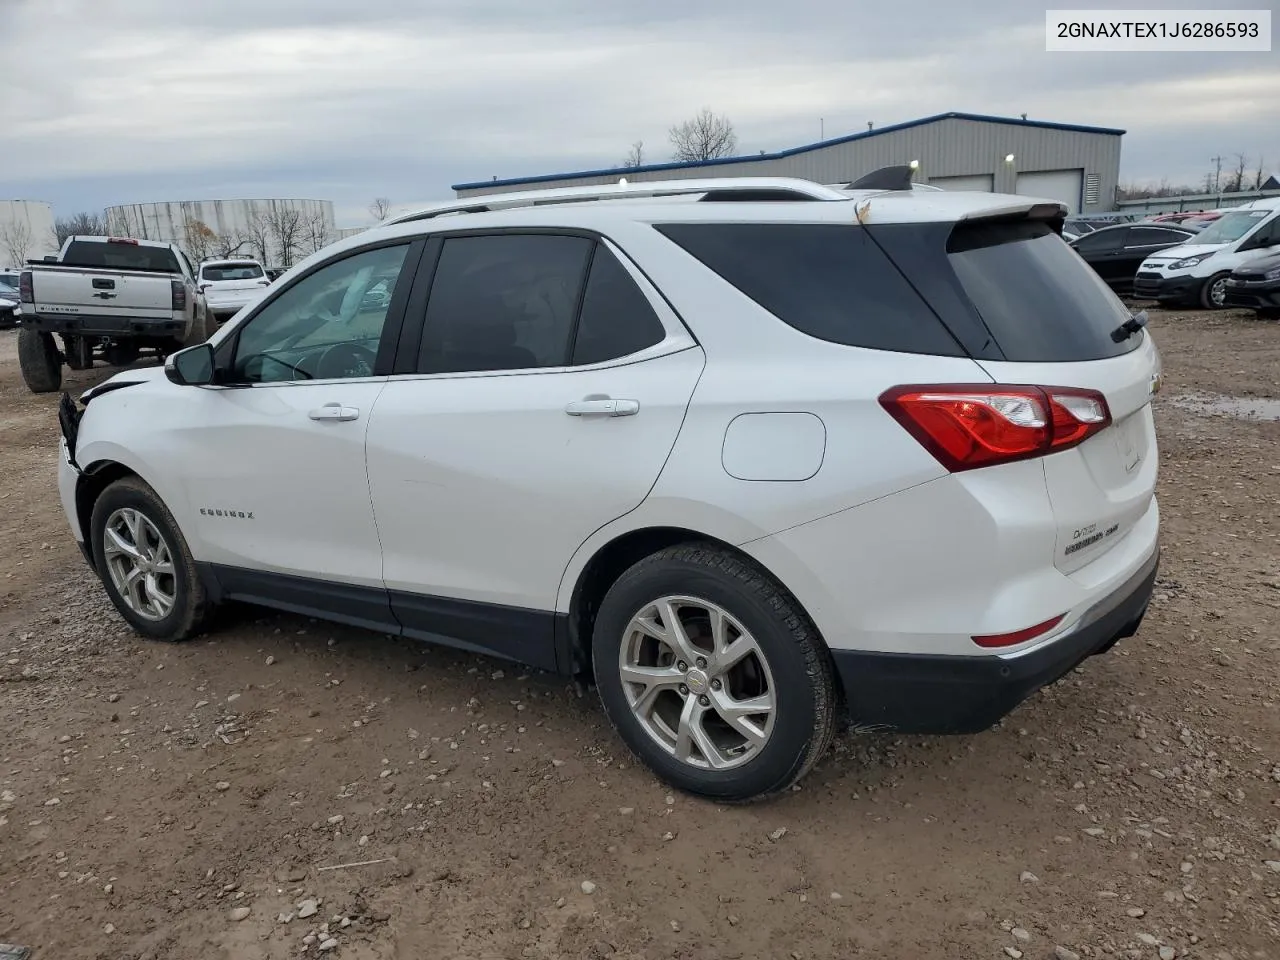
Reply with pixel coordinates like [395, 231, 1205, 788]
[972, 614, 1066, 649]
[19, 270, 33, 303]
[171, 280, 187, 311]
[879, 384, 1111, 472]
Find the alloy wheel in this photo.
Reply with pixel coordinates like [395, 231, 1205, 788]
[102, 508, 177, 621]
[619, 596, 776, 771]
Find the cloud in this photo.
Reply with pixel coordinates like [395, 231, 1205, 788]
[2, 0, 1276, 220]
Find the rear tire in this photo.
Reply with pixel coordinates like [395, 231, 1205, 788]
[1199, 272, 1231, 310]
[17, 328, 62, 393]
[63, 335, 93, 370]
[89, 477, 210, 642]
[591, 544, 837, 802]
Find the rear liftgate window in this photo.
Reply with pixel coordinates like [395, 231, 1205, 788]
[655, 223, 964, 356]
[942, 219, 1139, 362]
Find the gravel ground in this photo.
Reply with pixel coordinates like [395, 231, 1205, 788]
[0, 310, 1277, 960]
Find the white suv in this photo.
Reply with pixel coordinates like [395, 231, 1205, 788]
[55, 174, 1162, 801]
[197, 258, 272, 324]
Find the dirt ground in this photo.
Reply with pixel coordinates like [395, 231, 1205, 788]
[1, 310, 1277, 960]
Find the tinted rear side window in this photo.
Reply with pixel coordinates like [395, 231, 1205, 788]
[656, 223, 962, 356]
[572, 247, 667, 365]
[63, 241, 181, 273]
[946, 221, 1136, 362]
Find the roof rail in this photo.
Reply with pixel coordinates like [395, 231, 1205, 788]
[386, 177, 851, 225]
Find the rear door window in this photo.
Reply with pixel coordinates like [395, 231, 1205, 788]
[1126, 227, 1189, 247]
[945, 220, 1136, 362]
[655, 223, 962, 356]
[416, 234, 593, 374]
[1073, 228, 1125, 252]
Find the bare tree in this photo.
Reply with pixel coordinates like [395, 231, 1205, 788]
[244, 211, 273, 266]
[368, 197, 392, 221]
[264, 203, 305, 268]
[53, 211, 108, 248]
[182, 219, 219, 261]
[1, 219, 34, 266]
[669, 109, 738, 162]
[1252, 157, 1267, 191]
[1225, 153, 1248, 193]
[305, 211, 333, 253]
[213, 229, 250, 259]
[621, 140, 645, 169]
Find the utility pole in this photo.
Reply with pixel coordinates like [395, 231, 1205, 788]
[1210, 155, 1223, 194]
[820, 117, 824, 140]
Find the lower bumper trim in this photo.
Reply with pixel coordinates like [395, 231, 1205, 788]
[831, 548, 1159, 734]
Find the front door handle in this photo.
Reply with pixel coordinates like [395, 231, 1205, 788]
[309, 403, 360, 422]
[565, 397, 639, 417]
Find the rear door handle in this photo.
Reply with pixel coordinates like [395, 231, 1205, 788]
[309, 402, 360, 422]
[565, 397, 639, 417]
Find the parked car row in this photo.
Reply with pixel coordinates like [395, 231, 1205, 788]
[0, 279, 21, 330]
[1067, 197, 1280, 318]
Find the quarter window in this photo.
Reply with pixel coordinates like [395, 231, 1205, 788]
[230, 243, 410, 383]
[572, 246, 667, 365]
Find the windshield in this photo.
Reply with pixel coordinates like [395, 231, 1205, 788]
[201, 263, 265, 281]
[1193, 210, 1271, 245]
[0, 282, 18, 299]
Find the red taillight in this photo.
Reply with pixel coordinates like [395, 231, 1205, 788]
[19, 270, 33, 303]
[972, 614, 1066, 649]
[878, 384, 1111, 472]
[171, 280, 187, 311]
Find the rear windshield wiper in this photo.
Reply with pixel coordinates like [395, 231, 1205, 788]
[1111, 309, 1148, 343]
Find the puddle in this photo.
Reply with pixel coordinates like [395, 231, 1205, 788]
[1166, 392, 1280, 422]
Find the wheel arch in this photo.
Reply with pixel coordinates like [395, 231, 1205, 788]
[74, 460, 145, 550]
[561, 525, 833, 693]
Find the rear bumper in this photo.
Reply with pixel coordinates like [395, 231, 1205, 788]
[1223, 278, 1280, 310]
[1133, 274, 1198, 302]
[206, 300, 252, 319]
[832, 546, 1159, 734]
[25, 313, 186, 338]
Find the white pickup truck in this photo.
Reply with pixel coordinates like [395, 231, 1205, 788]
[17, 235, 208, 393]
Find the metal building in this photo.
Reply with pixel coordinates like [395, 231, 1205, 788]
[454, 112, 1123, 215]
[0, 199, 58, 269]
[101, 198, 337, 269]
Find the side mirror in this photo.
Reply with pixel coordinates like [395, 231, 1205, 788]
[165, 343, 216, 386]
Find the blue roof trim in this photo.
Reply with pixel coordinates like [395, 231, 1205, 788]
[452, 112, 1127, 191]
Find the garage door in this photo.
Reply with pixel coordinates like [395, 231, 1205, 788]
[929, 174, 994, 192]
[1016, 169, 1083, 214]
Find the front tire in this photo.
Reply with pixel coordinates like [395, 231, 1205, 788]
[1199, 271, 1231, 310]
[17, 328, 62, 393]
[591, 544, 837, 802]
[89, 477, 209, 642]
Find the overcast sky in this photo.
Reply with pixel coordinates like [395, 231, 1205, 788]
[3, 0, 1277, 227]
